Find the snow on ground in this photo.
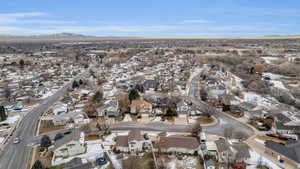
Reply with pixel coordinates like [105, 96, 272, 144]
[103, 132, 128, 146]
[53, 140, 105, 166]
[123, 114, 132, 122]
[254, 138, 265, 145]
[41, 90, 55, 99]
[270, 80, 288, 90]
[246, 150, 280, 169]
[0, 115, 20, 125]
[0, 137, 4, 144]
[261, 57, 280, 64]
[167, 160, 176, 169]
[262, 73, 283, 80]
[152, 116, 162, 122]
[102, 133, 124, 169]
[243, 92, 279, 109]
[289, 83, 300, 88]
[107, 153, 122, 169]
[232, 74, 244, 89]
[187, 116, 198, 124]
[167, 156, 198, 169]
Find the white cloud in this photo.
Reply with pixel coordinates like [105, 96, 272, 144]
[0, 12, 289, 36]
[182, 19, 212, 24]
[0, 12, 75, 25]
[0, 12, 47, 17]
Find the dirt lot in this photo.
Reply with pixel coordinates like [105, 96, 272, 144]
[122, 153, 155, 169]
[38, 120, 65, 135]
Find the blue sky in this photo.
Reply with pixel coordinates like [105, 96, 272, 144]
[0, 0, 300, 36]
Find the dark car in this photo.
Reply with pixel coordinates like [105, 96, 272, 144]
[54, 133, 64, 141]
[96, 156, 107, 165]
[64, 131, 72, 135]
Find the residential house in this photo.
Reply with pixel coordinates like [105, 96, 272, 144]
[265, 140, 300, 168]
[273, 113, 300, 134]
[115, 129, 150, 154]
[205, 77, 226, 101]
[96, 99, 119, 117]
[176, 99, 191, 117]
[53, 103, 68, 116]
[154, 135, 200, 154]
[63, 157, 93, 169]
[143, 79, 159, 91]
[204, 160, 215, 169]
[52, 131, 86, 166]
[53, 110, 89, 126]
[215, 138, 232, 162]
[273, 122, 300, 134]
[215, 138, 250, 163]
[130, 98, 152, 114]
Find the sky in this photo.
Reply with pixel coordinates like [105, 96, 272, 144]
[0, 0, 300, 36]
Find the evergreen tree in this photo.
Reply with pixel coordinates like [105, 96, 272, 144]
[92, 90, 103, 103]
[19, 59, 25, 68]
[0, 106, 7, 122]
[128, 89, 140, 102]
[72, 81, 79, 89]
[165, 108, 177, 117]
[40, 135, 52, 149]
[31, 160, 45, 169]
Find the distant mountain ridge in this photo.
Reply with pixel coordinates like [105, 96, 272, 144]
[0, 33, 300, 42]
[0, 33, 94, 38]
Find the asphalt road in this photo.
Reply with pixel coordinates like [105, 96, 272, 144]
[188, 71, 254, 137]
[111, 70, 254, 138]
[0, 70, 89, 169]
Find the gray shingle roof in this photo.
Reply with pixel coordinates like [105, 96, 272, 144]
[275, 122, 300, 131]
[54, 130, 81, 150]
[265, 140, 300, 163]
[275, 113, 292, 123]
[215, 138, 230, 153]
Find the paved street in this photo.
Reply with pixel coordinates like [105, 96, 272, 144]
[0, 70, 89, 169]
[188, 70, 254, 138]
[111, 70, 254, 138]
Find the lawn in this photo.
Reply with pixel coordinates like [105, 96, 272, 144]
[122, 153, 155, 169]
[197, 116, 214, 124]
[31, 146, 64, 169]
[38, 120, 65, 135]
[160, 155, 204, 169]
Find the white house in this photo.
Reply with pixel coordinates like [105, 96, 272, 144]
[52, 131, 86, 166]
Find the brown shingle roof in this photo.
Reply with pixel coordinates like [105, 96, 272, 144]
[128, 129, 143, 142]
[156, 136, 199, 150]
[116, 136, 129, 147]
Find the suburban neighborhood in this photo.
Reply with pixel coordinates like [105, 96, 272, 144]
[0, 36, 300, 169]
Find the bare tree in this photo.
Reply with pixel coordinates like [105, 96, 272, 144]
[234, 130, 249, 141]
[191, 120, 202, 136]
[4, 86, 11, 102]
[96, 119, 110, 136]
[224, 127, 234, 139]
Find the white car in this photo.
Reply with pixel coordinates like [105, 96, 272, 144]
[13, 137, 20, 144]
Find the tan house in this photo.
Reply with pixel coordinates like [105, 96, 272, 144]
[115, 129, 150, 154]
[130, 98, 152, 114]
[215, 138, 250, 163]
[154, 136, 200, 154]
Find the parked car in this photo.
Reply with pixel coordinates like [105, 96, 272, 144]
[64, 131, 72, 135]
[54, 133, 64, 141]
[13, 137, 20, 144]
